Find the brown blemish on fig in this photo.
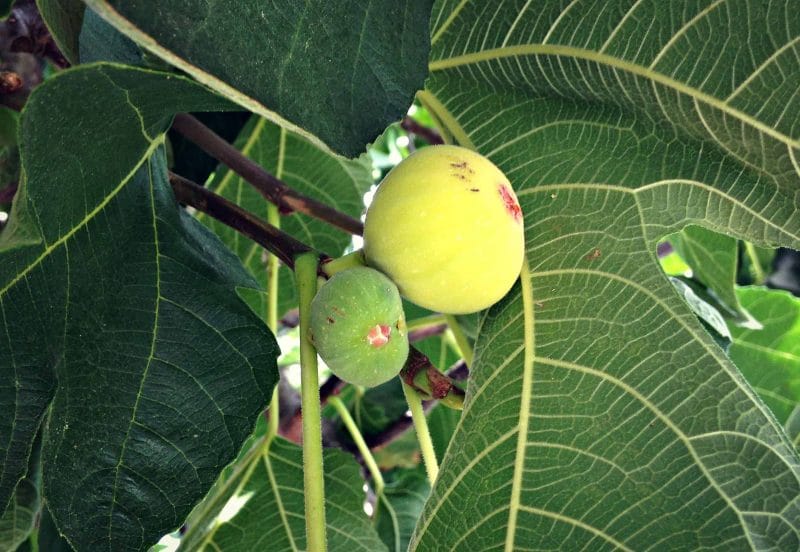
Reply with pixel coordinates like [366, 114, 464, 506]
[326, 316, 335, 324]
[367, 324, 391, 348]
[585, 248, 602, 261]
[470, 188, 480, 192]
[498, 183, 522, 223]
[449, 161, 473, 173]
[450, 160, 475, 181]
[331, 306, 345, 316]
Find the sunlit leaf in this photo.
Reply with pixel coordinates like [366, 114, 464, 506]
[177, 436, 386, 551]
[413, 1, 800, 549]
[728, 287, 800, 427]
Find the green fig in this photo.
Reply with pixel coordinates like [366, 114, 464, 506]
[310, 267, 408, 387]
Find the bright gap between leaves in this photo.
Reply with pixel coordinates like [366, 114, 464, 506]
[217, 490, 255, 523]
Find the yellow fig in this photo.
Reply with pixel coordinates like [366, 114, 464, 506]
[364, 145, 524, 314]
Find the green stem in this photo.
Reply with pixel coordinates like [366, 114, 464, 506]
[744, 241, 766, 285]
[267, 204, 281, 440]
[321, 249, 366, 277]
[328, 396, 385, 497]
[416, 92, 453, 145]
[445, 315, 473, 366]
[353, 385, 365, 429]
[402, 382, 439, 484]
[406, 313, 448, 333]
[296, 252, 327, 551]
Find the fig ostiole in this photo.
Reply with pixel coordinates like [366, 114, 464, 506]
[363, 145, 524, 315]
[310, 266, 409, 388]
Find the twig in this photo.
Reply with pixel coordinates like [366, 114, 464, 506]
[168, 172, 313, 269]
[400, 348, 465, 410]
[365, 359, 467, 450]
[408, 323, 448, 343]
[171, 113, 364, 236]
[400, 116, 444, 145]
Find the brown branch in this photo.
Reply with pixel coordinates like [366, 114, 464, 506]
[0, 182, 17, 204]
[171, 113, 364, 236]
[400, 116, 444, 145]
[3, 0, 70, 69]
[400, 348, 465, 410]
[408, 323, 447, 343]
[168, 172, 313, 268]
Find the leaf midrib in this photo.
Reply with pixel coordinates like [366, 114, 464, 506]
[503, 257, 535, 552]
[107, 155, 163, 545]
[0, 138, 163, 300]
[429, 44, 799, 150]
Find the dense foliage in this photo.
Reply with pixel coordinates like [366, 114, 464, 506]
[0, 1, 798, 550]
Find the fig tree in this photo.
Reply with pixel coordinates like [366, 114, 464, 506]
[363, 145, 524, 314]
[310, 266, 408, 387]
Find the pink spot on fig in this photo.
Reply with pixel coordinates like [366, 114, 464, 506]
[498, 183, 522, 223]
[367, 324, 391, 348]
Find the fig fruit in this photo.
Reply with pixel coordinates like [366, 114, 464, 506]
[363, 145, 524, 314]
[310, 267, 408, 387]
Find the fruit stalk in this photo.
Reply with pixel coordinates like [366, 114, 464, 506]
[296, 252, 327, 551]
[445, 315, 474, 367]
[321, 249, 366, 277]
[328, 396, 385, 498]
[402, 382, 439, 484]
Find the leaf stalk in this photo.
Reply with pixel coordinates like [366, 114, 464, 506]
[296, 252, 327, 551]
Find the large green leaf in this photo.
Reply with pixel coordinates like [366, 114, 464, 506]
[201, 115, 372, 319]
[38, 506, 74, 552]
[0, 64, 279, 550]
[0, 430, 40, 552]
[177, 434, 387, 551]
[83, 0, 434, 157]
[79, 7, 146, 66]
[728, 287, 800, 429]
[412, 1, 800, 549]
[35, 0, 85, 64]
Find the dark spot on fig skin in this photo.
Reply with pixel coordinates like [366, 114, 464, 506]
[331, 306, 345, 317]
[326, 317, 335, 324]
[470, 188, 480, 192]
[450, 160, 475, 174]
